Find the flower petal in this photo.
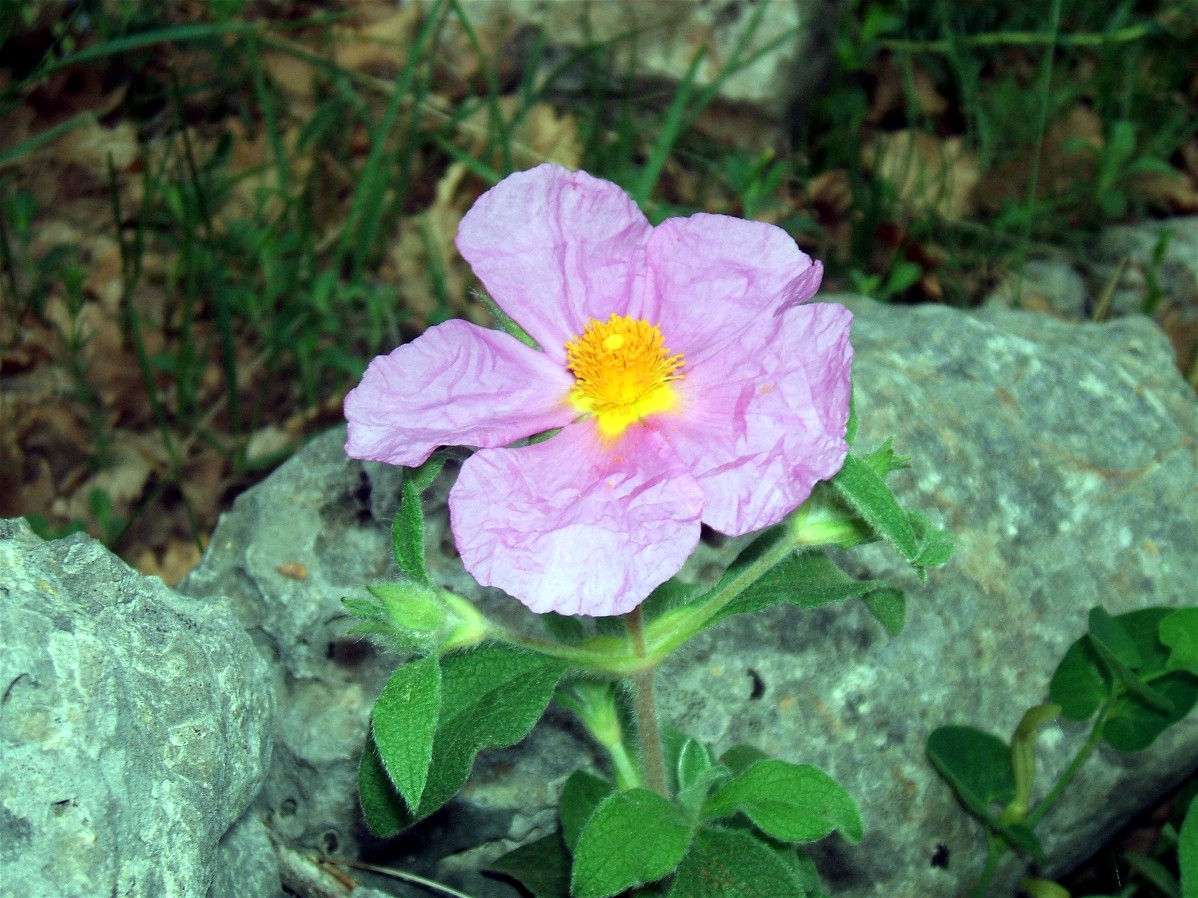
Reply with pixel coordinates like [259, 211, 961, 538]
[655, 302, 853, 535]
[345, 320, 576, 467]
[449, 423, 704, 616]
[645, 213, 822, 365]
[455, 164, 654, 363]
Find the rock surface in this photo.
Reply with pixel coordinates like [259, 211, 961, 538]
[0, 518, 274, 898]
[178, 295, 1198, 897]
[414, 0, 830, 123]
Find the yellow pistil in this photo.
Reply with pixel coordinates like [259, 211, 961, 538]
[565, 314, 685, 438]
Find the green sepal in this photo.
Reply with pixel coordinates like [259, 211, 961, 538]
[478, 291, 540, 349]
[392, 455, 445, 586]
[487, 831, 572, 898]
[844, 389, 858, 446]
[571, 788, 694, 898]
[831, 447, 953, 580]
[371, 654, 441, 809]
[668, 825, 817, 898]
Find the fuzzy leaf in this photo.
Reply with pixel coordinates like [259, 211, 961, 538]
[572, 788, 693, 898]
[372, 654, 441, 809]
[488, 831, 572, 898]
[560, 769, 616, 853]
[358, 731, 408, 837]
[702, 759, 862, 844]
[359, 644, 568, 835]
[710, 537, 902, 628]
[832, 450, 919, 561]
[668, 825, 816, 898]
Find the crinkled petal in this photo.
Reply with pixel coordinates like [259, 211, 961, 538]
[655, 302, 853, 535]
[645, 213, 822, 365]
[449, 422, 703, 616]
[345, 320, 576, 467]
[455, 164, 654, 363]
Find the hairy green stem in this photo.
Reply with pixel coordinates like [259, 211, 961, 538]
[626, 607, 668, 798]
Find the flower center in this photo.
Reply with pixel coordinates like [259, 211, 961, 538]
[565, 314, 684, 437]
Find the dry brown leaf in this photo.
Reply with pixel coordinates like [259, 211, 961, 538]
[456, 98, 582, 170]
[63, 434, 151, 522]
[869, 57, 948, 124]
[333, 5, 424, 75]
[40, 118, 139, 178]
[245, 424, 292, 465]
[178, 450, 229, 526]
[389, 161, 489, 325]
[862, 130, 979, 221]
[135, 539, 204, 586]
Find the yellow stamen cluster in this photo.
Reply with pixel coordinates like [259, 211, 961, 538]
[565, 314, 684, 437]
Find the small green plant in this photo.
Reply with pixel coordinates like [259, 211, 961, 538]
[929, 606, 1198, 898]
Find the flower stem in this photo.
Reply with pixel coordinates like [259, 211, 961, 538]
[626, 606, 668, 798]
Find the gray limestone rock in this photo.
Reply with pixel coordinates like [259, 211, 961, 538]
[179, 297, 1197, 897]
[411, 0, 832, 124]
[0, 518, 275, 898]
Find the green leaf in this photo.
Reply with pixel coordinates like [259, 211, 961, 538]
[360, 644, 568, 835]
[488, 832, 572, 898]
[668, 826, 814, 898]
[702, 759, 863, 844]
[832, 450, 918, 561]
[667, 732, 727, 819]
[1104, 672, 1198, 752]
[1117, 608, 1181, 674]
[560, 770, 616, 853]
[1161, 609, 1198, 675]
[572, 788, 694, 898]
[1050, 637, 1112, 721]
[1004, 821, 1046, 864]
[927, 726, 1015, 822]
[861, 587, 906, 636]
[1089, 607, 1143, 669]
[711, 539, 902, 627]
[720, 745, 769, 776]
[908, 510, 955, 568]
[371, 655, 441, 809]
[359, 730, 409, 836]
[1179, 794, 1197, 898]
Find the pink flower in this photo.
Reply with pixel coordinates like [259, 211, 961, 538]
[345, 165, 853, 617]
